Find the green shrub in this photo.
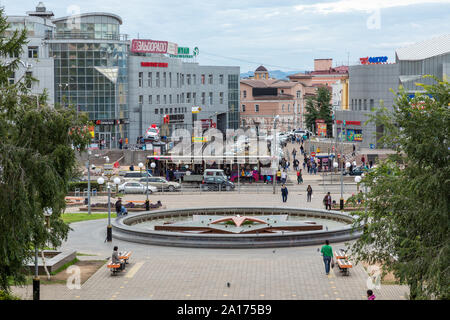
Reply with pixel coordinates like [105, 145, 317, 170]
[0, 290, 20, 300]
[68, 181, 103, 192]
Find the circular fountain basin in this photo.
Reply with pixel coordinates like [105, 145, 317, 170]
[111, 207, 362, 248]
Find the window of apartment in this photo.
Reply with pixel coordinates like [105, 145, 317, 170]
[282, 104, 285, 112]
[9, 51, 18, 58]
[208, 74, 213, 84]
[156, 72, 160, 87]
[209, 92, 213, 105]
[255, 104, 259, 112]
[181, 74, 184, 86]
[358, 99, 362, 110]
[177, 94, 180, 103]
[193, 92, 197, 104]
[187, 74, 191, 85]
[296, 90, 302, 99]
[149, 95, 152, 104]
[160, 108, 163, 114]
[363, 99, 367, 110]
[138, 72, 143, 87]
[155, 108, 158, 114]
[175, 108, 178, 113]
[169, 94, 172, 104]
[8, 72, 14, 85]
[219, 92, 224, 104]
[157, 95, 160, 104]
[201, 92, 205, 104]
[370, 99, 374, 109]
[288, 104, 290, 112]
[25, 71, 32, 89]
[165, 108, 168, 114]
[187, 92, 191, 103]
[193, 74, 196, 84]
[176, 73, 179, 87]
[163, 72, 167, 87]
[169, 72, 172, 88]
[219, 74, 224, 84]
[164, 95, 167, 104]
[242, 104, 246, 112]
[28, 46, 38, 58]
[169, 108, 172, 114]
[201, 74, 205, 85]
[139, 95, 143, 104]
[243, 90, 247, 98]
[148, 72, 152, 87]
[181, 93, 185, 103]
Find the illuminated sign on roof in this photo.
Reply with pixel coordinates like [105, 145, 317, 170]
[360, 56, 388, 64]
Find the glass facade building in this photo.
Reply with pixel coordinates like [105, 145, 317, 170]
[48, 13, 129, 148]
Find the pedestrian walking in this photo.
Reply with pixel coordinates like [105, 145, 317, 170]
[323, 192, 332, 210]
[320, 240, 333, 275]
[281, 170, 287, 184]
[300, 144, 304, 155]
[281, 184, 288, 203]
[297, 169, 303, 184]
[119, 138, 123, 149]
[352, 144, 356, 156]
[292, 148, 297, 160]
[307, 185, 313, 202]
[367, 290, 376, 300]
[361, 155, 365, 166]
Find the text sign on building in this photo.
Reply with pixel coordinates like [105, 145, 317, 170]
[360, 56, 388, 64]
[131, 39, 178, 55]
[140, 62, 168, 68]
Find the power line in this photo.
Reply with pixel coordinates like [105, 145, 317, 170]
[200, 50, 308, 71]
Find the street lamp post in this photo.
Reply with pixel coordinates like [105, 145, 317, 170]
[138, 162, 149, 202]
[33, 207, 53, 300]
[272, 115, 280, 195]
[97, 177, 112, 241]
[86, 150, 92, 215]
[333, 161, 338, 185]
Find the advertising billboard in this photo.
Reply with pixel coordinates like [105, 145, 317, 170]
[131, 39, 178, 54]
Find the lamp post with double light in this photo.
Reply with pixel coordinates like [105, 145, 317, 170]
[97, 176, 120, 242]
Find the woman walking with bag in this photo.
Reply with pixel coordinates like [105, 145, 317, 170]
[306, 185, 313, 202]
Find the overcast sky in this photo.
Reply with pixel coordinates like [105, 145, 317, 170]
[2, 0, 450, 72]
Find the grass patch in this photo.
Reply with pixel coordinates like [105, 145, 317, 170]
[50, 258, 79, 275]
[76, 253, 97, 257]
[0, 290, 21, 300]
[62, 212, 116, 224]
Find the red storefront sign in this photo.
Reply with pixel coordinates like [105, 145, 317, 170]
[336, 120, 361, 126]
[140, 62, 168, 68]
[132, 39, 168, 53]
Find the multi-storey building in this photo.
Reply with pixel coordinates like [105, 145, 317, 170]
[128, 53, 240, 144]
[240, 66, 309, 132]
[3, 3, 240, 148]
[336, 34, 450, 149]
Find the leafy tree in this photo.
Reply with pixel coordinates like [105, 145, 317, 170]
[350, 77, 449, 300]
[303, 86, 333, 136]
[0, 9, 91, 293]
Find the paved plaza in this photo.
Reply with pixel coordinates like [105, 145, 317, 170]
[12, 175, 409, 300]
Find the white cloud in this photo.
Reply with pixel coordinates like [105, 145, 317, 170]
[294, 0, 450, 14]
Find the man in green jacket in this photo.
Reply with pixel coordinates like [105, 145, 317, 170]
[320, 240, 333, 275]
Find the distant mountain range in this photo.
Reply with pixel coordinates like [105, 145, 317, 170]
[240, 70, 304, 80]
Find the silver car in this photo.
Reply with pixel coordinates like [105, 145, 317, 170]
[118, 181, 157, 194]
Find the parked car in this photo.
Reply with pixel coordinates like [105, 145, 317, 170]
[344, 166, 367, 176]
[139, 177, 181, 192]
[122, 171, 152, 181]
[118, 181, 157, 194]
[201, 176, 235, 191]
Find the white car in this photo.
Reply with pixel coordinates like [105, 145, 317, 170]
[144, 127, 160, 141]
[118, 181, 157, 194]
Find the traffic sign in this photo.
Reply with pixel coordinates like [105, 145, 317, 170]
[311, 152, 316, 157]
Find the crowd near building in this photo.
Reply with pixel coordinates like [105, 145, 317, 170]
[4, 3, 240, 148]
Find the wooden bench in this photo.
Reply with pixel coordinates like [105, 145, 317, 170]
[336, 259, 352, 276]
[334, 249, 348, 260]
[107, 261, 123, 275]
[119, 251, 132, 264]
